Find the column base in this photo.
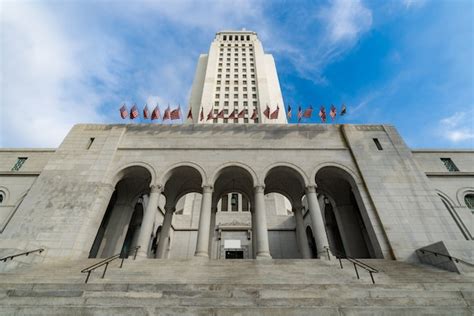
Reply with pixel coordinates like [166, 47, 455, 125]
[256, 253, 272, 260]
[194, 251, 209, 258]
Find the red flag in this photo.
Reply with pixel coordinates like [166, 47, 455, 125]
[187, 108, 193, 120]
[251, 109, 258, 120]
[119, 104, 128, 119]
[330, 104, 337, 120]
[130, 104, 139, 119]
[287, 105, 292, 119]
[151, 105, 160, 120]
[228, 109, 237, 119]
[207, 107, 214, 121]
[340, 104, 347, 116]
[297, 106, 303, 122]
[270, 105, 279, 119]
[319, 106, 326, 123]
[238, 109, 245, 118]
[163, 106, 171, 120]
[200, 107, 204, 121]
[143, 105, 149, 119]
[303, 106, 313, 118]
[263, 105, 270, 118]
[217, 109, 225, 118]
[170, 106, 181, 120]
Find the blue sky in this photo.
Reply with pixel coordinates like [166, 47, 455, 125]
[1, 0, 473, 148]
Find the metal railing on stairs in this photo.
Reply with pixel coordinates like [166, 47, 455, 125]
[416, 248, 474, 273]
[81, 246, 140, 284]
[324, 246, 379, 284]
[0, 248, 44, 262]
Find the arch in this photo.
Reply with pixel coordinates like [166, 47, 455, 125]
[161, 164, 204, 207]
[160, 161, 207, 186]
[311, 162, 361, 187]
[263, 164, 308, 206]
[456, 187, 474, 207]
[108, 162, 156, 187]
[436, 190, 457, 208]
[315, 165, 380, 258]
[438, 192, 472, 240]
[262, 162, 310, 187]
[0, 186, 9, 204]
[211, 162, 258, 187]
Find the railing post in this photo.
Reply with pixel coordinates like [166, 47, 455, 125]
[326, 247, 330, 261]
[101, 262, 109, 279]
[369, 271, 375, 284]
[353, 262, 359, 279]
[120, 257, 125, 268]
[85, 271, 91, 284]
[134, 246, 140, 260]
[339, 257, 343, 269]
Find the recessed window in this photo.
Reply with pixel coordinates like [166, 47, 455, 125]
[224, 118, 228, 123]
[215, 94, 220, 98]
[0, 191, 5, 204]
[465, 194, 474, 210]
[244, 118, 249, 123]
[224, 101, 229, 107]
[233, 101, 238, 106]
[214, 109, 218, 114]
[373, 138, 383, 150]
[214, 101, 219, 106]
[213, 118, 218, 123]
[441, 158, 459, 172]
[86, 137, 95, 150]
[11, 157, 27, 171]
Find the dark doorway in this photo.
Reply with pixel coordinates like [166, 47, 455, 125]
[225, 250, 244, 259]
[306, 226, 318, 258]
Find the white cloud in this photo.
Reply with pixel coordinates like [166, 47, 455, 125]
[323, 0, 373, 43]
[439, 111, 474, 143]
[402, 0, 427, 9]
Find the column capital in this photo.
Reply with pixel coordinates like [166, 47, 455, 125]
[202, 185, 213, 193]
[150, 184, 162, 193]
[254, 185, 265, 193]
[306, 184, 318, 193]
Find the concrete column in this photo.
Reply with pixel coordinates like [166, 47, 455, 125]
[251, 207, 257, 259]
[136, 184, 161, 258]
[306, 185, 331, 259]
[156, 206, 174, 259]
[238, 194, 243, 212]
[195, 185, 213, 257]
[294, 206, 311, 259]
[208, 205, 218, 258]
[254, 185, 271, 259]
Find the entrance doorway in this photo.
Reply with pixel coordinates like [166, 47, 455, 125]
[225, 250, 244, 259]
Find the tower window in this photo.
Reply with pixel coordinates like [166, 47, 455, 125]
[231, 193, 238, 211]
[229, 35, 233, 41]
[373, 138, 383, 150]
[441, 158, 459, 172]
[246, 35, 250, 40]
[465, 194, 474, 210]
[11, 157, 27, 171]
[223, 35, 227, 41]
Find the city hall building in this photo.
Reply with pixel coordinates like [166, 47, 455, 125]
[0, 30, 472, 267]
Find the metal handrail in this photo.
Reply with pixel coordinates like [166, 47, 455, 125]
[1, 248, 44, 262]
[81, 246, 140, 283]
[416, 249, 474, 267]
[325, 246, 379, 284]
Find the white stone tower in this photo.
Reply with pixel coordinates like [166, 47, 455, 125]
[188, 30, 287, 124]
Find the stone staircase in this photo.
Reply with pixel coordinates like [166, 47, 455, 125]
[0, 258, 472, 315]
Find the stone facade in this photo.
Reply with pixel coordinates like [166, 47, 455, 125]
[0, 124, 472, 264]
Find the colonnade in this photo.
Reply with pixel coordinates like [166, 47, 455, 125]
[135, 183, 331, 260]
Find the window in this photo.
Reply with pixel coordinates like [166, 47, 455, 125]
[244, 118, 249, 123]
[0, 191, 5, 204]
[234, 87, 238, 91]
[441, 158, 459, 172]
[217, 80, 221, 84]
[243, 101, 248, 107]
[213, 118, 218, 123]
[214, 101, 219, 106]
[219, 63, 222, 67]
[224, 101, 229, 107]
[215, 94, 220, 98]
[224, 118, 228, 123]
[373, 138, 383, 150]
[243, 94, 248, 98]
[243, 87, 247, 92]
[226, 63, 230, 67]
[225, 80, 230, 85]
[224, 109, 229, 114]
[465, 194, 474, 210]
[86, 137, 95, 150]
[219, 58, 222, 61]
[234, 119, 238, 123]
[221, 195, 228, 212]
[234, 68, 238, 73]
[234, 94, 238, 98]
[218, 68, 222, 72]
[243, 80, 247, 84]
[223, 35, 227, 41]
[251, 74, 255, 78]
[226, 68, 230, 72]
[233, 101, 238, 106]
[226, 74, 230, 78]
[252, 94, 257, 99]
[216, 87, 220, 91]
[234, 74, 238, 78]
[243, 74, 247, 78]
[214, 109, 219, 114]
[217, 74, 221, 78]
[225, 87, 229, 91]
[246, 35, 250, 40]
[234, 80, 238, 84]
[251, 80, 255, 84]
[252, 87, 256, 91]
[225, 94, 229, 99]
[11, 157, 27, 171]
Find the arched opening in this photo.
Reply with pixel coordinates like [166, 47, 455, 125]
[89, 166, 152, 258]
[439, 194, 471, 240]
[315, 166, 377, 258]
[160, 165, 204, 259]
[213, 166, 255, 259]
[264, 166, 306, 258]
